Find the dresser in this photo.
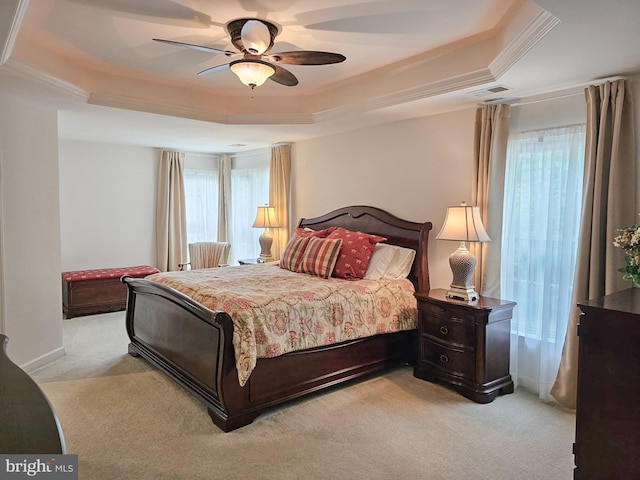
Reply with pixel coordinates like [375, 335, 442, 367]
[414, 289, 516, 403]
[574, 288, 640, 480]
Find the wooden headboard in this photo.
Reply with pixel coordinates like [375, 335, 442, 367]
[298, 205, 432, 292]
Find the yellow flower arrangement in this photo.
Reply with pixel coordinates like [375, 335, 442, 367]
[613, 222, 640, 285]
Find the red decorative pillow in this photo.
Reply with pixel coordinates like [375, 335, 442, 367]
[280, 236, 311, 272]
[299, 237, 343, 279]
[293, 227, 337, 238]
[326, 227, 387, 280]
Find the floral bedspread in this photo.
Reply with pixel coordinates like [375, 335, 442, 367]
[146, 264, 418, 386]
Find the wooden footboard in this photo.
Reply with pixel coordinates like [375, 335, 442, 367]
[124, 275, 416, 431]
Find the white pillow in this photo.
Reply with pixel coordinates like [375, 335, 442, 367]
[364, 243, 416, 280]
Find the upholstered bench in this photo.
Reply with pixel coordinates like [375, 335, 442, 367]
[62, 265, 160, 318]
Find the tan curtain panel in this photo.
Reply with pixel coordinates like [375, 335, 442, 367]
[156, 150, 187, 272]
[471, 103, 511, 298]
[217, 154, 231, 242]
[551, 79, 636, 409]
[269, 144, 291, 260]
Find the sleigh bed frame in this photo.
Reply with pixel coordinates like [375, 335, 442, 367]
[123, 206, 432, 432]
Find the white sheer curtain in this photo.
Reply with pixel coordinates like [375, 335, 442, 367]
[183, 169, 219, 243]
[501, 124, 586, 401]
[230, 167, 269, 264]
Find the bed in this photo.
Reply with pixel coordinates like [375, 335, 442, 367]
[122, 205, 432, 432]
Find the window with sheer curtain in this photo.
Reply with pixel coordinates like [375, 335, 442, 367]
[501, 124, 585, 400]
[184, 169, 219, 243]
[183, 152, 269, 266]
[230, 166, 269, 264]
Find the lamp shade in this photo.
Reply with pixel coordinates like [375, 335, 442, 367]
[252, 205, 279, 229]
[230, 59, 275, 89]
[436, 203, 490, 242]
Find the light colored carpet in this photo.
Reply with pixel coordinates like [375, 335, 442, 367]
[32, 313, 576, 480]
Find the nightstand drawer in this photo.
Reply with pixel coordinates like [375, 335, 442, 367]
[421, 313, 475, 347]
[421, 338, 474, 379]
[420, 300, 476, 324]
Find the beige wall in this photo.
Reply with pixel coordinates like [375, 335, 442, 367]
[58, 140, 158, 272]
[0, 94, 63, 368]
[292, 107, 478, 290]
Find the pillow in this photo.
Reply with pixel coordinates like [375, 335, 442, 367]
[299, 237, 343, 278]
[326, 227, 387, 280]
[364, 243, 417, 280]
[280, 236, 312, 272]
[293, 226, 337, 238]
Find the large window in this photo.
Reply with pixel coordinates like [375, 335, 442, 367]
[184, 168, 218, 243]
[501, 124, 585, 400]
[183, 151, 270, 266]
[230, 166, 269, 263]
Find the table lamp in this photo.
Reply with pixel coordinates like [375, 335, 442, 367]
[436, 202, 491, 302]
[252, 205, 279, 263]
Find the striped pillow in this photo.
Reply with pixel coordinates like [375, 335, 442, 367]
[280, 236, 311, 272]
[300, 237, 343, 278]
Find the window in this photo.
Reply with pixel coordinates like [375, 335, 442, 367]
[184, 169, 218, 243]
[230, 166, 269, 263]
[183, 151, 270, 266]
[501, 124, 585, 399]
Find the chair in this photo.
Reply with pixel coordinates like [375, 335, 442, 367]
[179, 242, 231, 270]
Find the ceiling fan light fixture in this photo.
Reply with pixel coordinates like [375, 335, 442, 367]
[241, 19, 271, 55]
[230, 59, 275, 89]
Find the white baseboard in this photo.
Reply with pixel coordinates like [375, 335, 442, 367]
[20, 346, 65, 373]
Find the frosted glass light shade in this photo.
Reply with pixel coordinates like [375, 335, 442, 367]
[230, 60, 275, 89]
[241, 19, 271, 55]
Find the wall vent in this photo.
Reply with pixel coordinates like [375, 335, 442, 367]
[469, 85, 511, 97]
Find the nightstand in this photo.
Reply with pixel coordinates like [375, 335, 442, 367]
[414, 288, 516, 403]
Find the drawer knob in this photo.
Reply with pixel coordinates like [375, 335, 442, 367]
[439, 326, 449, 335]
[439, 354, 449, 363]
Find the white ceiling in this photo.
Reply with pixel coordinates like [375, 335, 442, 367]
[1, 0, 639, 153]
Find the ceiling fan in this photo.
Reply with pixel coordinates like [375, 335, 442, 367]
[153, 18, 346, 89]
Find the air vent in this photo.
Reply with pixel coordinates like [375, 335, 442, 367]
[469, 85, 511, 97]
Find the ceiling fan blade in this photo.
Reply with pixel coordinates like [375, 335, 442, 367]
[153, 38, 236, 56]
[267, 51, 346, 65]
[269, 65, 298, 86]
[197, 64, 231, 76]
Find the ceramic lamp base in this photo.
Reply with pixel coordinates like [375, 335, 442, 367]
[446, 242, 479, 302]
[257, 229, 274, 263]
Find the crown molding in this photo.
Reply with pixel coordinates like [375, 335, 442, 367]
[1, 58, 89, 102]
[0, 0, 28, 65]
[313, 68, 496, 122]
[89, 92, 229, 123]
[88, 92, 314, 125]
[490, 8, 560, 78]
